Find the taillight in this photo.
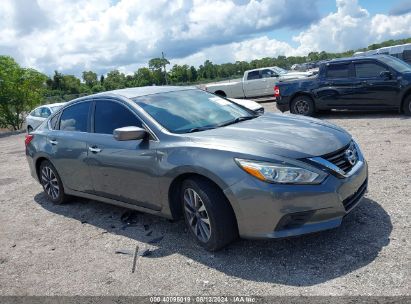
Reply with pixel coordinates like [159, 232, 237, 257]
[274, 85, 280, 98]
[25, 134, 34, 147]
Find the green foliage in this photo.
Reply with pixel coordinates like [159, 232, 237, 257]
[0, 56, 47, 130]
[82, 71, 98, 88]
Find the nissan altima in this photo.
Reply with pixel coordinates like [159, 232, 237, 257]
[25, 86, 368, 251]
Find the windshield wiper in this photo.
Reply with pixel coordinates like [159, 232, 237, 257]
[217, 115, 257, 127]
[186, 126, 217, 133]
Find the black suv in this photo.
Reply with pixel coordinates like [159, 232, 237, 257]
[276, 55, 411, 116]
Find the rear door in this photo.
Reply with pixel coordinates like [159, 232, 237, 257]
[87, 99, 161, 211]
[351, 60, 400, 108]
[315, 62, 355, 109]
[47, 100, 94, 193]
[243, 70, 266, 98]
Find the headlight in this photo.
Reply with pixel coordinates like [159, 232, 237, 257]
[235, 158, 326, 184]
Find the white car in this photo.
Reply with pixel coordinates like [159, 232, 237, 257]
[228, 98, 264, 115]
[26, 102, 66, 133]
[205, 67, 311, 101]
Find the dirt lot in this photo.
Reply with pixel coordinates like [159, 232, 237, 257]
[0, 105, 410, 296]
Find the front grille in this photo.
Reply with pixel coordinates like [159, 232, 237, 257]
[322, 141, 358, 174]
[342, 179, 367, 211]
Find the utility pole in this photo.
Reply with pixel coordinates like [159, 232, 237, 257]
[162, 52, 168, 85]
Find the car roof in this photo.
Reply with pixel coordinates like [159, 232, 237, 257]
[93, 86, 196, 99]
[326, 54, 390, 64]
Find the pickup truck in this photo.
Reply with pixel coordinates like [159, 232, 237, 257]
[205, 67, 310, 102]
[275, 55, 411, 116]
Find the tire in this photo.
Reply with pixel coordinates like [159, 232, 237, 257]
[27, 126, 33, 133]
[39, 160, 68, 204]
[181, 177, 238, 251]
[290, 95, 315, 116]
[403, 95, 411, 116]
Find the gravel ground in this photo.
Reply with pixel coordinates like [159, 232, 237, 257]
[0, 105, 410, 296]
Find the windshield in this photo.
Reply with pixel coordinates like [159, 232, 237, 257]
[50, 105, 63, 112]
[379, 56, 411, 73]
[271, 66, 288, 75]
[133, 89, 256, 134]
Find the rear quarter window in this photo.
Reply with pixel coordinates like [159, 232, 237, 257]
[326, 64, 350, 79]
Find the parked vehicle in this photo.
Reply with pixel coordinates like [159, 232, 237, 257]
[276, 55, 411, 116]
[205, 67, 310, 102]
[26, 86, 368, 251]
[26, 103, 66, 133]
[228, 98, 264, 114]
[354, 43, 411, 65]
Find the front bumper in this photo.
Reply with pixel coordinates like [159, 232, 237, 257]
[224, 160, 368, 239]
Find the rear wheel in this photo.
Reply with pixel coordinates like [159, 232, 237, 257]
[39, 160, 68, 204]
[403, 95, 411, 116]
[181, 178, 238, 251]
[290, 95, 315, 116]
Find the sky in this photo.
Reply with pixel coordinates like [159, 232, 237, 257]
[1, 0, 411, 77]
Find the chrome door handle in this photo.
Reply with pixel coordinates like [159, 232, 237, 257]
[88, 146, 102, 153]
[49, 139, 58, 145]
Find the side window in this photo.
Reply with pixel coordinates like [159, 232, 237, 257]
[32, 108, 41, 117]
[247, 71, 260, 80]
[40, 107, 51, 118]
[326, 64, 350, 79]
[355, 62, 387, 78]
[94, 100, 142, 135]
[403, 50, 411, 64]
[59, 102, 90, 132]
[261, 69, 277, 78]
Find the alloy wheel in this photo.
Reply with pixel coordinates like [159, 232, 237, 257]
[183, 188, 211, 243]
[294, 99, 310, 115]
[41, 166, 60, 200]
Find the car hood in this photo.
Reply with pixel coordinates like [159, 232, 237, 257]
[190, 113, 351, 159]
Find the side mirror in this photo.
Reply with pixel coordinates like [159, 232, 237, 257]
[380, 70, 392, 80]
[113, 126, 147, 141]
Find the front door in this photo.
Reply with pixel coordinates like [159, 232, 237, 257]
[87, 99, 161, 211]
[351, 61, 401, 109]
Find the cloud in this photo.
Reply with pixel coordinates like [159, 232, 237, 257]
[174, 0, 411, 67]
[0, 0, 320, 75]
[0, 0, 410, 76]
[389, 0, 411, 16]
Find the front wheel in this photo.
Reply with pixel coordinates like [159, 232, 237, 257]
[39, 160, 68, 204]
[181, 178, 238, 251]
[290, 96, 315, 116]
[403, 95, 411, 116]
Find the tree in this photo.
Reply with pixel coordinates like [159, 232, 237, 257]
[82, 71, 98, 88]
[148, 57, 170, 85]
[104, 70, 126, 90]
[0, 56, 47, 130]
[134, 68, 154, 86]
